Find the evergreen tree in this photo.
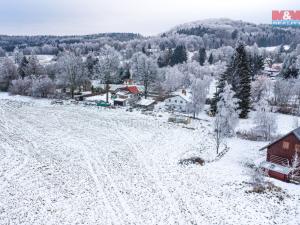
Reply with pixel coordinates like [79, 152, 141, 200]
[158, 48, 172, 68]
[18, 56, 29, 79]
[198, 48, 206, 66]
[208, 53, 213, 65]
[210, 43, 251, 118]
[170, 45, 187, 66]
[85, 53, 98, 78]
[280, 54, 299, 79]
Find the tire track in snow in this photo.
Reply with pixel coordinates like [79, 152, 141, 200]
[115, 119, 211, 225]
[60, 113, 139, 225]
[110, 120, 191, 224]
[0, 100, 31, 185]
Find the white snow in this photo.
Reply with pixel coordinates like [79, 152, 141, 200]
[0, 93, 299, 225]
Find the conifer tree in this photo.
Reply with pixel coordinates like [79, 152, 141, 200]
[210, 43, 251, 118]
[198, 48, 206, 66]
[208, 53, 213, 65]
[170, 45, 187, 66]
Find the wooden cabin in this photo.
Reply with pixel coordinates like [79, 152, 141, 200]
[260, 127, 300, 182]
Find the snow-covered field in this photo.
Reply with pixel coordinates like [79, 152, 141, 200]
[0, 93, 299, 225]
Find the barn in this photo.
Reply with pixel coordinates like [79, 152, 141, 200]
[260, 127, 300, 182]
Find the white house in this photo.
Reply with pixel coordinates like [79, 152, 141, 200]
[164, 90, 191, 112]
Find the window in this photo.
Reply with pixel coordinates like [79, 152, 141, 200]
[295, 144, 300, 153]
[169, 99, 171, 102]
[175, 100, 177, 103]
[283, 141, 290, 150]
[180, 101, 183, 104]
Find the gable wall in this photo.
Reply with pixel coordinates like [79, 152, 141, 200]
[267, 133, 300, 165]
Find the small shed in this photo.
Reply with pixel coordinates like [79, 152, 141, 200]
[135, 99, 156, 110]
[260, 127, 300, 182]
[114, 98, 127, 107]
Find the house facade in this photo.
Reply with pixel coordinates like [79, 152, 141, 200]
[260, 127, 300, 182]
[165, 90, 191, 112]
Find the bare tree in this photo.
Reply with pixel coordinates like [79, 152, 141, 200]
[188, 77, 210, 118]
[56, 52, 87, 98]
[213, 112, 225, 155]
[0, 57, 18, 91]
[95, 45, 121, 103]
[131, 52, 158, 99]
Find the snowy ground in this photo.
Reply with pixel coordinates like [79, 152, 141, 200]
[0, 93, 299, 225]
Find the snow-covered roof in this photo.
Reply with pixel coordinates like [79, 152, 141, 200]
[114, 98, 127, 102]
[116, 91, 130, 96]
[260, 161, 293, 175]
[169, 90, 192, 103]
[293, 127, 300, 140]
[264, 67, 279, 72]
[136, 99, 155, 106]
[85, 94, 113, 104]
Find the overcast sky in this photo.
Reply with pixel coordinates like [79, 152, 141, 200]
[0, 0, 299, 36]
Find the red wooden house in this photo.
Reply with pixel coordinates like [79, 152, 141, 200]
[260, 127, 300, 182]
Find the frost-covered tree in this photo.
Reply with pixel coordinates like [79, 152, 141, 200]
[251, 75, 272, 103]
[31, 75, 56, 98]
[25, 54, 45, 76]
[162, 66, 185, 92]
[157, 49, 172, 68]
[18, 56, 29, 79]
[131, 52, 158, 99]
[215, 82, 239, 137]
[188, 78, 210, 118]
[280, 53, 299, 79]
[56, 52, 88, 98]
[0, 47, 6, 57]
[291, 152, 300, 179]
[85, 52, 98, 78]
[95, 45, 121, 102]
[9, 77, 33, 96]
[13, 47, 24, 64]
[0, 57, 18, 91]
[253, 98, 277, 141]
[213, 112, 225, 155]
[273, 79, 293, 106]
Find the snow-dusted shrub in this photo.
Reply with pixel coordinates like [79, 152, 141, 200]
[249, 168, 267, 193]
[31, 75, 56, 98]
[9, 77, 33, 96]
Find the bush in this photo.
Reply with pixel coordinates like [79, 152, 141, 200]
[31, 75, 56, 98]
[9, 75, 55, 98]
[179, 157, 205, 166]
[9, 77, 33, 96]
